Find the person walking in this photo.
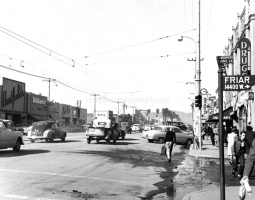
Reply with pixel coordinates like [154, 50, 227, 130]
[223, 125, 228, 147]
[163, 127, 176, 163]
[228, 127, 238, 164]
[232, 131, 250, 178]
[208, 124, 215, 146]
[213, 124, 219, 146]
[239, 133, 255, 199]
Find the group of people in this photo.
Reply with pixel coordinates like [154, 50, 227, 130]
[202, 123, 231, 147]
[161, 124, 255, 197]
[204, 124, 255, 198]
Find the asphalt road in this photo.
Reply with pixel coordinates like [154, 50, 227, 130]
[0, 131, 247, 200]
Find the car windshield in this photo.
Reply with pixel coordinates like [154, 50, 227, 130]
[154, 126, 163, 131]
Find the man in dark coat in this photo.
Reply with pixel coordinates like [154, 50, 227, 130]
[163, 127, 176, 163]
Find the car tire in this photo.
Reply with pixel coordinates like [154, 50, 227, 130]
[31, 139, 35, 143]
[148, 139, 153, 143]
[96, 139, 100, 143]
[49, 134, 54, 143]
[61, 137, 66, 142]
[87, 138, 91, 144]
[13, 139, 21, 152]
[158, 138, 164, 144]
[186, 139, 193, 146]
[45, 139, 49, 142]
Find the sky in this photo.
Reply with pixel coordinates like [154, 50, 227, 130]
[0, 0, 245, 115]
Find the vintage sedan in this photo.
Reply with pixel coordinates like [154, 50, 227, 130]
[27, 121, 66, 143]
[142, 125, 194, 145]
[0, 119, 24, 152]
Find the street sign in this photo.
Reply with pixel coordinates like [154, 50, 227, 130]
[223, 75, 255, 91]
[209, 96, 216, 100]
[216, 56, 233, 64]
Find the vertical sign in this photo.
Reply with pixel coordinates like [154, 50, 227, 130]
[238, 38, 250, 75]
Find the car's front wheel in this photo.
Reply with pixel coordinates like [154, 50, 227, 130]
[148, 139, 153, 143]
[61, 137, 66, 142]
[13, 139, 21, 152]
[49, 134, 54, 143]
[158, 138, 165, 144]
[186, 139, 193, 146]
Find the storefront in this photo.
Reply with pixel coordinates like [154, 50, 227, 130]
[48, 101, 64, 125]
[206, 107, 233, 131]
[79, 108, 87, 125]
[0, 77, 26, 124]
[26, 93, 48, 124]
[72, 106, 78, 125]
[60, 103, 71, 125]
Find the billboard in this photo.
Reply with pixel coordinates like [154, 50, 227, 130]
[0, 77, 26, 112]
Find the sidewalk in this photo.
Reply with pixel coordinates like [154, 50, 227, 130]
[182, 139, 255, 200]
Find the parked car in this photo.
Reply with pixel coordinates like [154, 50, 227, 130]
[142, 125, 194, 145]
[14, 124, 29, 135]
[0, 119, 24, 152]
[27, 121, 67, 143]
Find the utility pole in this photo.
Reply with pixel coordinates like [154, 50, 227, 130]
[196, 0, 202, 151]
[122, 102, 126, 114]
[117, 102, 120, 122]
[91, 94, 98, 119]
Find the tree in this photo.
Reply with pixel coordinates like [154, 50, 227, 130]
[156, 108, 159, 117]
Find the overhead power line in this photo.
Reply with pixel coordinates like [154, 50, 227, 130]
[0, 64, 136, 108]
[79, 28, 196, 59]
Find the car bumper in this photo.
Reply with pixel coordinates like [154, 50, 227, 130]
[28, 136, 47, 140]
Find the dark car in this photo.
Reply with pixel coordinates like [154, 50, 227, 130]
[27, 121, 66, 143]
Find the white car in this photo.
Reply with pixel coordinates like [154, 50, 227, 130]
[0, 119, 24, 152]
[142, 125, 194, 145]
[144, 125, 152, 131]
[131, 124, 140, 132]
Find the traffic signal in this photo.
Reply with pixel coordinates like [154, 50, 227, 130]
[195, 95, 202, 109]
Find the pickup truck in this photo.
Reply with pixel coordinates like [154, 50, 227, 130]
[0, 119, 24, 152]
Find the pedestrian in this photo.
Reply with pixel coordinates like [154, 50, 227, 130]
[208, 124, 215, 146]
[213, 124, 219, 146]
[232, 131, 250, 178]
[223, 125, 228, 147]
[244, 125, 255, 178]
[228, 127, 238, 164]
[204, 124, 210, 140]
[163, 127, 176, 163]
[239, 133, 255, 199]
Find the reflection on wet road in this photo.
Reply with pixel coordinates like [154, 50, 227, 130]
[140, 146, 248, 200]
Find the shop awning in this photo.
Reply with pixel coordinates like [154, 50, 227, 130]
[49, 112, 65, 122]
[206, 107, 233, 122]
[28, 114, 48, 121]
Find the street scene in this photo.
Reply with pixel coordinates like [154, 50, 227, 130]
[1, 132, 254, 200]
[1, 0, 255, 200]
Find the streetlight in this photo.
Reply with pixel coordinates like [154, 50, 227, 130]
[178, 33, 202, 151]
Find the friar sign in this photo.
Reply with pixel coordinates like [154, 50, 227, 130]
[238, 38, 251, 75]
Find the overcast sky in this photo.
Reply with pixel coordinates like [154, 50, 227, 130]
[0, 0, 245, 114]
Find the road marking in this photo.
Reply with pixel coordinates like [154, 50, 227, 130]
[0, 193, 57, 200]
[0, 168, 146, 186]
